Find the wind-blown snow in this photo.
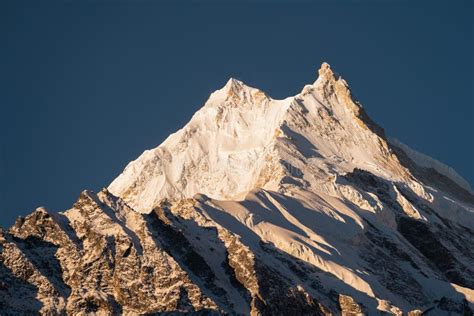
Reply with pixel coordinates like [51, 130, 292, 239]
[389, 138, 472, 192]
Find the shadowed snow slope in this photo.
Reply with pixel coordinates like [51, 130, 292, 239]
[2, 63, 474, 315]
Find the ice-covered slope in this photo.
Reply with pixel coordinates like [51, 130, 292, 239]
[106, 62, 474, 313]
[109, 63, 413, 213]
[109, 78, 293, 212]
[2, 62, 474, 315]
[105, 64, 474, 314]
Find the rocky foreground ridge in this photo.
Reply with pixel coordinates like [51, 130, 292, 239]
[1, 63, 474, 315]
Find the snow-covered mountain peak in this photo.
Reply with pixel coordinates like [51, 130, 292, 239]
[316, 61, 336, 80]
[109, 74, 293, 212]
[205, 77, 274, 111]
[5, 63, 474, 315]
[313, 62, 347, 92]
[223, 77, 245, 91]
[108, 63, 472, 216]
[108, 63, 404, 213]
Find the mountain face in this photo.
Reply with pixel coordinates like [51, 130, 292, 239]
[2, 63, 474, 315]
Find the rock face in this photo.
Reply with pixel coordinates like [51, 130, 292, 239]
[2, 63, 474, 315]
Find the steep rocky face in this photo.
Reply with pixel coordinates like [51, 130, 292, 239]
[0, 190, 332, 315]
[2, 63, 474, 315]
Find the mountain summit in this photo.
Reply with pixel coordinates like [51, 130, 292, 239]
[2, 63, 473, 315]
[108, 62, 470, 212]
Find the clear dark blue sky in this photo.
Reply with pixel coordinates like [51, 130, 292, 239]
[1, 1, 472, 227]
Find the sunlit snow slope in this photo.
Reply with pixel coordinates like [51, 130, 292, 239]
[2, 63, 473, 315]
[109, 78, 294, 211]
[109, 63, 471, 216]
[107, 62, 474, 314]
